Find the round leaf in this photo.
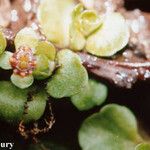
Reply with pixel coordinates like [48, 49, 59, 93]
[14, 27, 39, 50]
[35, 41, 56, 60]
[0, 51, 13, 70]
[0, 81, 28, 123]
[76, 10, 102, 37]
[38, 0, 75, 48]
[33, 54, 55, 80]
[79, 104, 142, 150]
[0, 31, 6, 55]
[71, 79, 108, 111]
[47, 49, 88, 98]
[23, 89, 47, 123]
[86, 13, 129, 57]
[11, 74, 34, 89]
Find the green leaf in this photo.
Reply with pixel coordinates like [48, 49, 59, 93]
[0, 81, 28, 123]
[0, 31, 6, 55]
[72, 3, 84, 20]
[23, 89, 47, 123]
[69, 4, 101, 51]
[86, 13, 129, 57]
[0, 51, 13, 70]
[79, 104, 143, 150]
[38, 0, 75, 48]
[14, 27, 39, 50]
[136, 143, 150, 150]
[11, 74, 34, 89]
[69, 24, 86, 51]
[71, 79, 107, 111]
[0, 81, 47, 124]
[35, 41, 56, 60]
[76, 10, 102, 37]
[33, 54, 55, 80]
[47, 49, 88, 98]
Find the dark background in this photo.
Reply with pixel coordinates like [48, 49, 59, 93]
[125, 0, 150, 12]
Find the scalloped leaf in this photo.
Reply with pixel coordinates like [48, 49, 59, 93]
[11, 74, 34, 89]
[79, 104, 144, 150]
[47, 49, 88, 98]
[0, 81, 28, 123]
[38, 0, 75, 48]
[86, 13, 129, 57]
[0, 31, 6, 55]
[0, 51, 13, 70]
[33, 54, 55, 80]
[35, 41, 56, 60]
[14, 27, 39, 50]
[71, 79, 107, 111]
[23, 89, 47, 123]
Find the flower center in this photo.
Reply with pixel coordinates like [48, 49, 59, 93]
[10, 46, 36, 77]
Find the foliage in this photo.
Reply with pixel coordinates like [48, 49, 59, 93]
[0, 2, 149, 150]
[47, 49, 88, 98]
[71, 79, 107, 110]
[0, 81, 47, 124]
[79, 104, 149, 150]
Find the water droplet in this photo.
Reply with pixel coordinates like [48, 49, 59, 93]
[31, 22, 38, 30]
[144, 70, 150, 79]
[23, 0, 32, 12]
[11, 9, 19, 22]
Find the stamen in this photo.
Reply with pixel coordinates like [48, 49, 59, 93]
[10, 46, 36, 76]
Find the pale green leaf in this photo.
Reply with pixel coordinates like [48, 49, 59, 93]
[0, 31, 6, 55]
[86, 13, 129, 57]
[11, 74, 34, 89]
[33, 54, 55, 80]
[69, 24, 86, 51]
[0, 51, 13, 70]
[14, 27, 39, 50]
[76, 10, 102, 37]
[35, 41, 56, 60]
[38, 0, 75, 48]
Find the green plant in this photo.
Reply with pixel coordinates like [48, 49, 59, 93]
[79, 104, 150, 150]
[0, 0, 149, 150]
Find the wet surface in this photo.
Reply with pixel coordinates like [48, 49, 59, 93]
[78, 5, 150, 88]
[79, 52, 150, 88]
[0, 0, 38, 33]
